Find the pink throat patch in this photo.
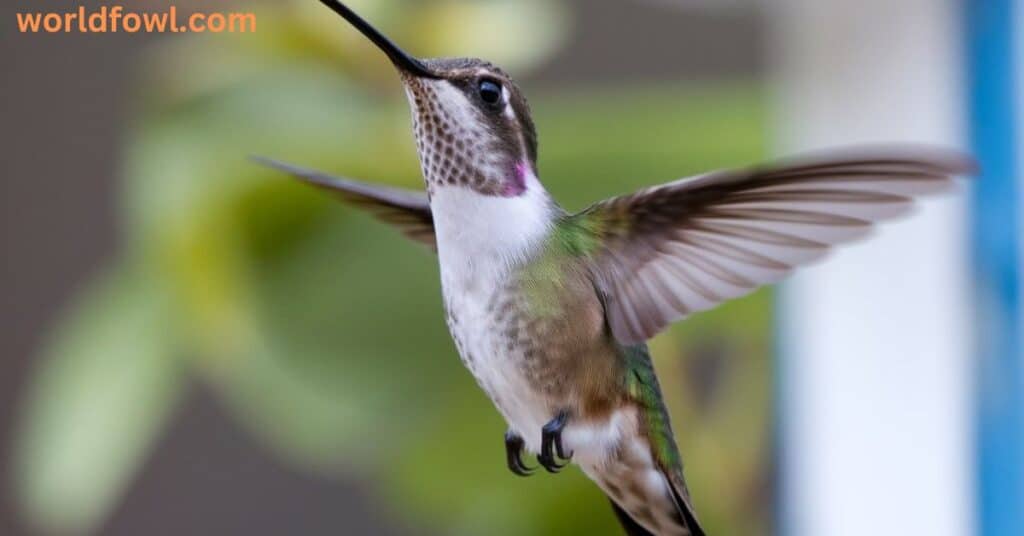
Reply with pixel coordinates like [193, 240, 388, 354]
[502, 161, 530, 197]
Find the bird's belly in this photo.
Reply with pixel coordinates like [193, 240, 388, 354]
[439, 253, 613, 455]
[446, 299, 552, 453]
[445, 302, 628, 464]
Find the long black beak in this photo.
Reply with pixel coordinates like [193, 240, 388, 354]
[318, 0, 439, 79]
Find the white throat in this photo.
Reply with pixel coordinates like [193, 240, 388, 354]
[430, 171, 554, 283]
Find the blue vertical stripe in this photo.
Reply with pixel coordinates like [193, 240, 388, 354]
[965, 1, 1024, 534]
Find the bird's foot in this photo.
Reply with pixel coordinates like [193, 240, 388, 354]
[505, 430, 535, 477]
[537, 411, 573, 473]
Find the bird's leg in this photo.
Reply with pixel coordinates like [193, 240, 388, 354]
[538, 411, 572, 473]
[505, 430, 535, 477]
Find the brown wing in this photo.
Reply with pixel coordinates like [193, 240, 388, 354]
[253, 157, 436, 249]
[579, 146, 976, 344]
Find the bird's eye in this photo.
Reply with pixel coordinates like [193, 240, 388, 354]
[478, 79, 503, 106]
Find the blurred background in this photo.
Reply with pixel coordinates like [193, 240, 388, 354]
[1, 1, 1019, 535]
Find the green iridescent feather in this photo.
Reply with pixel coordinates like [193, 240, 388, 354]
[519, 213, 607, 316]
[623, 344, 684, 474]
[550, 212, 608, 257]
[540, 214, 685, 475]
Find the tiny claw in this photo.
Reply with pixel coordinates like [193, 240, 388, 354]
[505, 431, 536, 477]
[555, 437, 573, 461]
[539, 411, 572, 473]
[537, 453, 568, 473]
[511, 457, 536, 477]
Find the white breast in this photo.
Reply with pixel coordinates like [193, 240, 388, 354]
[430, 184, 645, 459]
[443, 280, 553, 452]
[430, 181, 556, 450]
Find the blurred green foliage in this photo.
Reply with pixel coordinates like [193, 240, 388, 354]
[13, 0, 772, 534]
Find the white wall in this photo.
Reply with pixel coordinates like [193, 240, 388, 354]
[770, 2, 972, 535]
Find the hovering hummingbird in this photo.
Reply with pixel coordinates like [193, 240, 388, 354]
[256, 1, 974, 534]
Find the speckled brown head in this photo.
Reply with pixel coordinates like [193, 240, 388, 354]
[319, 0, 539, 199]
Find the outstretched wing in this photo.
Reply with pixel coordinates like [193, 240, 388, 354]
[253, 157, 436, 249]
[578, 147, 975, 344]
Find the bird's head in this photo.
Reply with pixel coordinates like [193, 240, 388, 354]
[321, 0, 540, 199]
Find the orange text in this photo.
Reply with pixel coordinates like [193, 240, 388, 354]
[16, 6, 256, 34]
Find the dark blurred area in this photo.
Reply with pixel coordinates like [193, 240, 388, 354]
[2, 1, 767, 534]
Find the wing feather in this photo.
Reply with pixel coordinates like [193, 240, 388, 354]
[253, 157, 436, 249]
[579, 146, 975, 343]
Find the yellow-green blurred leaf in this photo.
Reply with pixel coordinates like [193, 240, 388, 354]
[202, 215, 463, 471]
[13, 265, 185, 535]
[412, 0, 568, 74]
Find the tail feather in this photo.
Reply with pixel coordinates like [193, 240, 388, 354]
[618, 343, 705, 535]
[664, 471, 706, 536]
[583, 452, 703, 535]
[609, 499, 656, 536]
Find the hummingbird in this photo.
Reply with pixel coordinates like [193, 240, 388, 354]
[256, 1, 974, 534]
